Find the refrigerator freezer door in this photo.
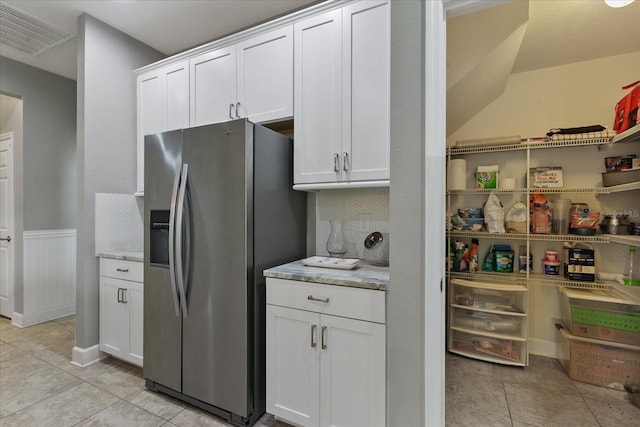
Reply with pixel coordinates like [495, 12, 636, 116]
[144, 130, 183, 393]
[181, 120, 252, 417]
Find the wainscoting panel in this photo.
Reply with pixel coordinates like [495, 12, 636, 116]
[19, 229, 76, 327]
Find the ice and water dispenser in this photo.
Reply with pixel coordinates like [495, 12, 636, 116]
[149, 210, 170, 266]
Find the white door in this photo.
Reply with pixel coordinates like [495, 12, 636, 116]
[342, 0, 390, 182]
[99, 276, 128, 359]
[319, 315, 386, 427]
[190, 46, 237, 126]
[237, 25, 294, 123]
[293, 9, 343, 184]
[0, 132, 14, 318]
[127, 281, 144, 365]
[266, 305, 320, 427]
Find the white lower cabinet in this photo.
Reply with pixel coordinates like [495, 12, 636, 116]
[266, 278, 386, 427]
[99, 258, 144, 367]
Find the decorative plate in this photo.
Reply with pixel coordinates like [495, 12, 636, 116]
[302, 256, 360, 270]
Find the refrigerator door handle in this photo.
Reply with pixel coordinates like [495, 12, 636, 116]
[175, 163, 189, 318]
[168, 166, 182, 317]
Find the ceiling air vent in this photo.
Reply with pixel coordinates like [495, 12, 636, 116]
[0, 1, 73, 55]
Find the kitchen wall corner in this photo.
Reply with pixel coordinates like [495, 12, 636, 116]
[95, 193, 143, 253]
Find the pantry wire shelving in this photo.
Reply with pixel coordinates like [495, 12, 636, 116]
[448, 270, 616, 290]
[446, 129, 640, 366]
[446, 133, 640, 292]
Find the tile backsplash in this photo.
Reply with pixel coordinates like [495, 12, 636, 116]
[315, 188, 389, 259]
[95, 193, 143, 254]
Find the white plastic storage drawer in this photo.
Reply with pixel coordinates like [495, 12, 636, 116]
[450, 329, 526, 365]
[450, 307, 526, 337]
[100, 258, 143, 282]
[450, 278, 527, 314]
[266, 278, 385, 324]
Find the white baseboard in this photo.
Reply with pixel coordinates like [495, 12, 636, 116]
[71, 344, 105, 367]
[528, 338, 558, 359]
[11, 312, 24, 328]
[12, 305, 75, 328]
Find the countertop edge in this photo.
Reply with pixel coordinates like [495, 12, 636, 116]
[96, 251, 144, 262]
[264, 260, 389, 291]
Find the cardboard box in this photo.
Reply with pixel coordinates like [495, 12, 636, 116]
[555, 323, 640, 391]
[530, 167, 564, 188]
[613, 84, 640, 133]
[476, 171, 498, 189]
[567, 248, 595, 282]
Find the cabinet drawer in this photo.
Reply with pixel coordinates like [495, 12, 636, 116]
[266, 278, 385, 324]
[100, 258, 143, 282]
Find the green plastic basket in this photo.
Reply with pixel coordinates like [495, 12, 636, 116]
[571, 307, 640, 333]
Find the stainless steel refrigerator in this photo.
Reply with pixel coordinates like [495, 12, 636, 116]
[143, 119, 306, 426]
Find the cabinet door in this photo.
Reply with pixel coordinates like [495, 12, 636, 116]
[137, 72, 163, 193]
[293, 9, 343, 184]
[319, 315, 386, 427]
[126, 281, 144, 366]
[237, 25, 293, 123]
[164, 60, 190, 131]
[99, 276, 128, 359]
[266, 305, 320, 427]
[190, 46, 237, 127]
[342, 0, 390, 182]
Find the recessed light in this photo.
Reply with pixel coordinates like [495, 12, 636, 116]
[604, 0, 636, 8]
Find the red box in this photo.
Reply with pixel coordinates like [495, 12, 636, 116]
[613, 82, 640, 133]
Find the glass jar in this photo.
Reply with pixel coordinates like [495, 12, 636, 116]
[326, 220, 347, 258]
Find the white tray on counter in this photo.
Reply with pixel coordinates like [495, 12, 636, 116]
[302, 256, 360, 270]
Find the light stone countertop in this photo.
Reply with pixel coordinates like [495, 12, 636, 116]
[96, 251, 144, 262]
[264, 259, 389, 291]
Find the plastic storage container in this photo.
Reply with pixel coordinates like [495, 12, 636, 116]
[449, 278, 528, 366]
[559, 286, 640, 346]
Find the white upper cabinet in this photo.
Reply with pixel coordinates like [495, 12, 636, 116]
[237, 25, 294, 123]
[342, 0, 390, 182]
[294, 0, 390, 187]
[190, 25, 294, 127]
[136, 60, 190, 193]
[164, 61, 191, 131]
[190, 46, 237, 126]
[294, 9, 343, 185]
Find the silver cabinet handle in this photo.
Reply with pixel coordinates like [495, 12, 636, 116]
[116, 268, 129, 273]
[333, 153, 340, 172]
[311, 324, 317, 348]
[321, 326, 327, 350]
[235, 101, 242, 118]
[117, 288, 122, 303]
[343, 152, 349, 171]
[0, 236, 11, 242]
[308, 295, 330, 303]
[229, 103, 234, 119]
[122, 289, 128, 304]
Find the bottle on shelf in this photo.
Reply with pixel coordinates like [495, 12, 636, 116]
[469, 239, 479, 273]
[623, 246, 640, 286]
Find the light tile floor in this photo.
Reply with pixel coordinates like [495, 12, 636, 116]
[1, 316, 638, 426]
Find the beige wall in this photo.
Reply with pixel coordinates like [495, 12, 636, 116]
[448, 51, 640, 145]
